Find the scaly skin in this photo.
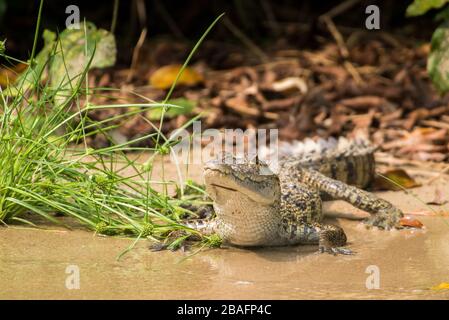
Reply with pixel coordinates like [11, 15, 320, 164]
[187, 138, 403, 254]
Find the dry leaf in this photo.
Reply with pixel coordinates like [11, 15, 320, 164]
[399, 216, 424, 228]
[427, 188, 448, 206]
[0, 68, 16, 87]
[373, 169, 421, 191]
[384, 128, 446, 149]
[225, 94, 278, 120]
[339, 96, 388, 110]
[0, 63, 27, 87]
[381, 127, 448, 161]
[272, 77, 308, 94]
[431, 282, 449, 290]
[149, 64, 203, 89]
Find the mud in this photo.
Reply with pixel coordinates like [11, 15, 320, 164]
[1, 156, 449, 299]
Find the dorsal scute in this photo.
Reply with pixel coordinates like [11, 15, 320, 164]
[259, 136, 375, 173]
[279, 136, 373, 159]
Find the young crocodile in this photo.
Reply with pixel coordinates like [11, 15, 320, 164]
[189, 137, 403, 254]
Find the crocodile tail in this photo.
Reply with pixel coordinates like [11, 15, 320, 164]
[262, 137, 376, 188]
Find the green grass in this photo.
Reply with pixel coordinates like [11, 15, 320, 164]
[0, 1, 224, 254]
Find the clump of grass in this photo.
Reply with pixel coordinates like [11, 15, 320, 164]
[0, 72, 203, 239]
[0, 2, 224, 253]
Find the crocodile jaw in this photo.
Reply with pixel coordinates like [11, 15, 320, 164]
[204, 165, 280, 205]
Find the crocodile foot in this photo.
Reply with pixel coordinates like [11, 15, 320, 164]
[318, 245, 353, 255]
[364, 207, 403, 230]
[318, 224, 352, 255]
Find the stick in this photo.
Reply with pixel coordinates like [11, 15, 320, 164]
[127, 28, 147, 83]
[319, 0, 363, 84]
[223, 17, 269, 63]
[321, 0, 361, 19]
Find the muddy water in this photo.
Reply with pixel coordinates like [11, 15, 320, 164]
[1, 157, 449, 299]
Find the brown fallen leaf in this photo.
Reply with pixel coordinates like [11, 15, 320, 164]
[427, 188, 448, 206]
[413, 152, 447, 162]
[0, 62, 27, 87]
[149, 64, 203, 89]
[349, 110, 375, 136]
[382, 128, 448, 155]
[271, 77, 308, 94]
[402, 109, 429, 131]
[379, 109, 403, 128]
[225, 94, 278, 120]
[399, 216, 424, 229]
[431, 282, 449, 290]
[420, 120, 449, 130]
[262, 96, 301, 111]
[373, 169, 421, 191]
[339, 96, 388, 110]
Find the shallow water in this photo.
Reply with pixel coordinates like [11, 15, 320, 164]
[2, 210, 449, 299]
[1, 158, 449, 299]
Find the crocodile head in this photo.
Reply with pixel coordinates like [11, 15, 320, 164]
[204, 154, 280, 205]
[203, 154, 282, 246]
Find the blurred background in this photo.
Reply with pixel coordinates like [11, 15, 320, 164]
[1, 0, 448, 162]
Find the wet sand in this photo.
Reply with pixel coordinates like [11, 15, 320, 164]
[1, 158, 449, 299]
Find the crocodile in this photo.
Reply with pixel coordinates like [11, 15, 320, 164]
[188, 137, 403, 254]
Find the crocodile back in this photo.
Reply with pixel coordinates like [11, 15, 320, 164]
[298, 148, 375, 189]
[261, 137, 376, 189]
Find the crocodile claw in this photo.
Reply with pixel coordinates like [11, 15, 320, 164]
[364, 208, 403, 230]
[319, 246, 353, 255]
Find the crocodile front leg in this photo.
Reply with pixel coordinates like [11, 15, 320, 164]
[279, 221, 352, 255]
[298, 168, 403, 229]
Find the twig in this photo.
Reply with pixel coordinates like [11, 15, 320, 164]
[110, 0, 120, 34]
[154, 0, 184, 39]
[319, 0, 364, 85]
[344, 61, 363, 84]
[127, 28, 147, 83]
[425, 164, 449, 185]
[420, 120, 449, 130]
[226, 97, 279, 120]
[136, 0, 147, 28]
[319, 15, 349, 58]
[321, 0, 361, 19]
[320, 15, 363, 85]
[223, 17, 269, 63]
[260, 0, 280, 36]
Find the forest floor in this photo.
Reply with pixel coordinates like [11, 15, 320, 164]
[82, 30, 449, 164]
